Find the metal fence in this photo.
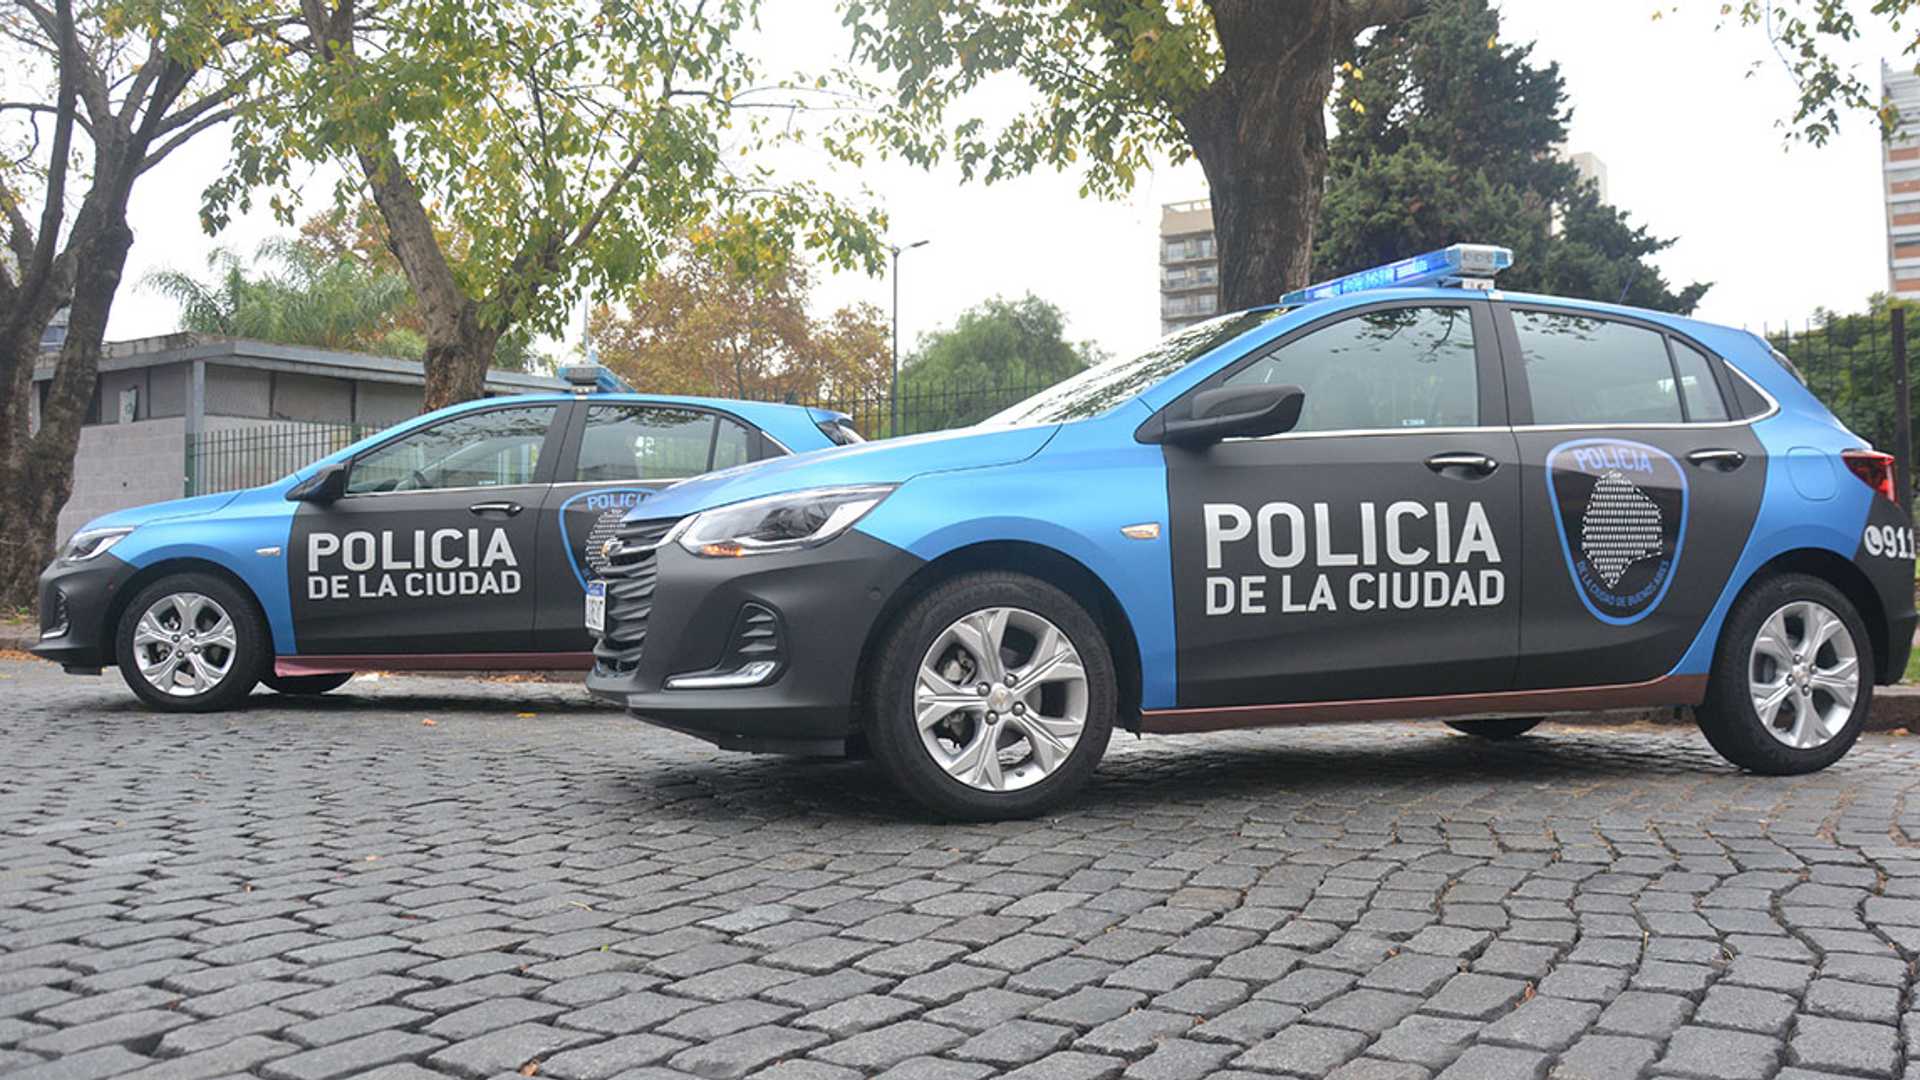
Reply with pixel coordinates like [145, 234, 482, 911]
[180, 381, 1062, 496]
[187, 422, 375, 496]
[1765, 309, 1914, 495]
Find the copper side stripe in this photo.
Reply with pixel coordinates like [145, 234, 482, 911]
[276, 652, 595, 677]
[1138, 674, 1709, 735]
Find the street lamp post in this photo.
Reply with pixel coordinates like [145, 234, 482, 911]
[890, 239, 929, 438]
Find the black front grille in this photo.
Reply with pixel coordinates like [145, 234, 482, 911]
[591, 516, 681, 676]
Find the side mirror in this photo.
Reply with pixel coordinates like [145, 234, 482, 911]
[1143, 384, 1307, 447]
[286, 462, 350, 503]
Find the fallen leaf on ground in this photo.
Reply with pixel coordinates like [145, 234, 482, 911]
[422, 718, 437, 727]
[517, 712, 538, 719]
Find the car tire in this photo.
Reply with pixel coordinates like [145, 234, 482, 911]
[1446, 717, 1542, 739]
[263, 673, 353, 696]
[1695, 572, 1873, 775]
[867, 572, 1116, 821]
[115, 572, 267, 712]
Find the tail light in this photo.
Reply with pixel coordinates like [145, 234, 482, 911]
[1842, 449, 1899, 503]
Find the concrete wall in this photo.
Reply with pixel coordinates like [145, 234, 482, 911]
[58, 417, 187, 543]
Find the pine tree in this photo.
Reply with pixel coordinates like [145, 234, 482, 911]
[1314, 0, 1709, 314]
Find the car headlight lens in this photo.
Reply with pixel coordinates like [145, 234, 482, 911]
[63, 527, 134, 562]
[675, 486, 895, 557]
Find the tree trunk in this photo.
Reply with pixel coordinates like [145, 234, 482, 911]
[1185, 3, 1344, 310]
[357, 143, 498, 411]
[0, 219, 133, 610]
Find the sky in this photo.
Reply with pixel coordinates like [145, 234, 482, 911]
[100, 2, 1911, 365]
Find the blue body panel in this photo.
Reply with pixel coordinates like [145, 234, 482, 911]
[63, 391, 838, 656]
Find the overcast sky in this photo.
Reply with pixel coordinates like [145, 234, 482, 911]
[105, 2, 1909, 364]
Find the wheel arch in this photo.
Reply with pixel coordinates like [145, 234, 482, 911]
[852, 540, 1146, 731]
[1735, 548, 1890, 682]
[104, 558, 279, 665]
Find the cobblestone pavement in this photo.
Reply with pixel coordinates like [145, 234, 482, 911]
[5, 658, 1920, 1080]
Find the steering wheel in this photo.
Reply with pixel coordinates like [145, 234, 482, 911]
[396, 468, 431, 492]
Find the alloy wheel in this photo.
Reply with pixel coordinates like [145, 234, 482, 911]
[131, 592, 238, 698]
[914, 606, 1090, 793]
[1748, 599, 1860, 750]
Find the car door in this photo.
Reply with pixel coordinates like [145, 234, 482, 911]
[532, 401, 767, 653]
[1162, 300, 1524, 708]
[288, 402, 563, 657]
[1498, 303, 1768, 689]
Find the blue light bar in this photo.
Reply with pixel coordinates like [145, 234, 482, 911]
[560, 364, 632, 393]
[1279, 243, 1514, 306]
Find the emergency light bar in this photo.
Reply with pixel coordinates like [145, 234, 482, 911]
[1279, 243, 1513, 306]
[560, 364, 632, 394]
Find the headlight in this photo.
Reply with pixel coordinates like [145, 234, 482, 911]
[675, 486, 895, 557]
[63, 527, 134, 562]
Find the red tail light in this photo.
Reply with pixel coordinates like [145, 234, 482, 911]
[1842, 449, 1899, 503]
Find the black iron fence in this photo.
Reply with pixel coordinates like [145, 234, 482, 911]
[181, 380, 1063, 496]
[187, 422, 375, 496]
[1765, 308, 1914, 496]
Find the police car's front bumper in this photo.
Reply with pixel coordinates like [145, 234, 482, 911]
[584, 529, 922, 755]
[30, 552, 137, 672]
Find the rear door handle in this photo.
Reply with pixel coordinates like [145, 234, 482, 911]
[1425, 452, 1500, 476]
[469, 501, 523, 517]
[1686, 448, 1746, 471]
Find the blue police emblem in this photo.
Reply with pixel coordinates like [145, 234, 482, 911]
[1545, 439, 1688, 625]
[557, 488, 648, 591]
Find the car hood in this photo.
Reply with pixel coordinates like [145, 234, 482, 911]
[631, 422, 1061, 521]
[83, 490, 245, 532]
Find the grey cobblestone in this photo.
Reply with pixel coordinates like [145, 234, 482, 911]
[6, 662, 1920, 1080]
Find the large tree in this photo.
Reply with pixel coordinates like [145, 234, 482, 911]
[843, 0, 1425, 311]
[1726, 1, 1916, 142]
[1314, 0, 1710, 313]
[591, 230, 891, 405]
[900, 295, 1102, 433]
[213, 0, 887, 411]
[0, 0, 263, 609]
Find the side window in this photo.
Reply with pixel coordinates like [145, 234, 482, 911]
[347, 405, 555, 494]
[711, 417, 753, 470]
[1670, 340, 1731, 422]
[1514, 311, 1683, 425]
[576, 405, 753, 482]
[1222, 305, 1479, 433]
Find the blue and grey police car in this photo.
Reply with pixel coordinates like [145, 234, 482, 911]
[33, 368, 856, 711]
[586, 245, 1918, 819]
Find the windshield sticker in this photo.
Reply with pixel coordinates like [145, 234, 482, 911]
[1546, 438, 1687, 625]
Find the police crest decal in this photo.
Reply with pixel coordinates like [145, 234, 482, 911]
[1545, 438, 1688, 625]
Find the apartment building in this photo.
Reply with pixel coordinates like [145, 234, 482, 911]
[1158, 200, 1219, 335]
[1885, 61, 1920, 296]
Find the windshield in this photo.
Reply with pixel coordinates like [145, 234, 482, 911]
[983, 308, 1288, 426]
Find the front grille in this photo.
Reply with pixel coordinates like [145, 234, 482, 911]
[591, 516, 681, 677]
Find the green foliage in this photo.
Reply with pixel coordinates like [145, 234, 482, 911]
[143, 239, 535, 368]
[206, 0, 887, 343]
[1314, 0, 1709, 315]
[1723, 0, 1915, 143]
[1771, 294, 1920, 468]
[840, 1, 1219, 198]
[901, 294, 1104, 429]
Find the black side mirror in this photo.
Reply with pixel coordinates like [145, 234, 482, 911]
[1142, 383, 1307, 447]
[286, 462, 350, 503]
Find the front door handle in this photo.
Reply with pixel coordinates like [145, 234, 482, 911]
[469, 501, 523, 517]
[1425, 452, 1500, 476]
[1686, 448, 1747, 471]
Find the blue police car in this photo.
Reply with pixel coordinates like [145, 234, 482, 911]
[586, 245, 1918, 819]
[33, 368, 856, 711]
